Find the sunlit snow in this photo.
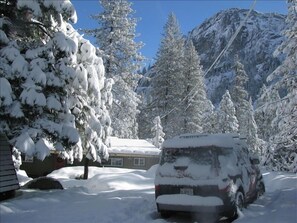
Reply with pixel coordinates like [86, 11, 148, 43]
[0, 166, 296, 223]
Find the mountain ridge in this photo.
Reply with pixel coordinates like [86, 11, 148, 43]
[189, 8, 286, 104]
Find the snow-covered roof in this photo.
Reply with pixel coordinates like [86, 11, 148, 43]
[109, 137, 160, 156]
[162, 133, 247, 149]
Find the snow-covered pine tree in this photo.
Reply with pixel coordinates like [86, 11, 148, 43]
[68, 31, 114, 178]
[86, 0, 143, 139]
[0, 0, 79, 160]
[231, 59, 260, 153]
[181, 39, 209, 134]
[255, 84, 281, 141]
[137, 64, 157, 139]
[111, 76, 140, 138]
[0, 1, 112, 175]
[151, 116, 165, 148]
[231, 59, 250, 135]
[202, 101, 219, 134]
[218, 90, 239, 133]
[150, 13, 185, 138]
[264, 0, 297, 172]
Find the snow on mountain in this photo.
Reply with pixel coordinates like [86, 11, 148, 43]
[189, 8, 286, 104]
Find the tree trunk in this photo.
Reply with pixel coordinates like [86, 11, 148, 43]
[83, 157, 89, 180]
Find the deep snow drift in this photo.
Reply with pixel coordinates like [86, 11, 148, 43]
[0, 166, 296, 223]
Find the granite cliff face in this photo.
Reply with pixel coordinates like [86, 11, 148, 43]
[189, 8, 286, 104]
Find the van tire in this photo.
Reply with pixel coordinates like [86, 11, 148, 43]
[227, 190, 245, 221]
[257, 181, 265, 198]
[235, 191, 244, 211]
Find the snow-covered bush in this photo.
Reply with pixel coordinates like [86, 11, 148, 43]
[151, 116, 165, 148]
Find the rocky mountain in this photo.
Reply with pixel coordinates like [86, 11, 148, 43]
[189, 8, 286, 105]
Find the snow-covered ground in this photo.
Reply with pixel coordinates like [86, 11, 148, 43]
[0, 166, 296, 223]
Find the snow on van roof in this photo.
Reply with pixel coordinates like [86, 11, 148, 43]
[162, 133, 247, 149]
[108, 137, 160, 156]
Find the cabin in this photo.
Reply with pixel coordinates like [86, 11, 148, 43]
[0, 133, 20, 200]
[21, 137, 160, 178]
[103, 137, 160, 170]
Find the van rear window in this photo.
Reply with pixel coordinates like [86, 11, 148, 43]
[161, 147, 232, 165]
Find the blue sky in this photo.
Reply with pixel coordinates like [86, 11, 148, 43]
[71, 0, 287, 65]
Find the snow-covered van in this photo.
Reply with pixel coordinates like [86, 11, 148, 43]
[155, 133, 265, 220]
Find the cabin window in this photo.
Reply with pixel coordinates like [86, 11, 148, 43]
[134, 158, 145, 166]
[110, 158, 123, 167]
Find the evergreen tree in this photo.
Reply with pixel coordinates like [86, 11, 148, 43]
[218, 90, 239, 134]
[69, 34, 113, 178]
[202, 101, 219, 134]
[86, 0, 143, 138]
[231, 59, 260, 153]
[255, 85, 281, 141]
[136, 65, 157, 139]
[181, 39, 208, 134]
[111, 76, 140, 138]
[231, 59, 249, 135]
[265, 0, 297, 172]
[150, 13, 185, 138]
[0, 1, 112, 176]
[0, 0, 79, 160]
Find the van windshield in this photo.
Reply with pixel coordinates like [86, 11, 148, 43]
[161, 147, 233, 166]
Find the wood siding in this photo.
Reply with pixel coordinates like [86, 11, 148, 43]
[0, 134, 20, 193]
[21, 154, 66, 178]
[103, 154, 160, 170]
[21, 153, 160, 178]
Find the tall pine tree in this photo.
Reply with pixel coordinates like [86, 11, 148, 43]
[265, 0, 297, 172]
[150, 13, 185, 138]
[181, 39, 210, 134]
[86, 0, 143, 138]
[255, 85, 281, 141]
[231, 59, 260, 153]
[218, 90, 239, 134]
[231, 59, 250, 135]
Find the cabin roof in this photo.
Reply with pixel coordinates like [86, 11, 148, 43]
[108, 137, 160, 156]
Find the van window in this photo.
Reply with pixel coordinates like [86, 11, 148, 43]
[161, 146, 233, 166]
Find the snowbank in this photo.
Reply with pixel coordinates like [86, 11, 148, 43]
[235, 170, 297, 223]
[1, 166, 296, 223]
[16, 170, 32, 186]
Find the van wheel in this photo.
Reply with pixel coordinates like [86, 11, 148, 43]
[227, 191, 244, 221]
[257, 182, 265, 198]
[235, 191, 244, 211]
